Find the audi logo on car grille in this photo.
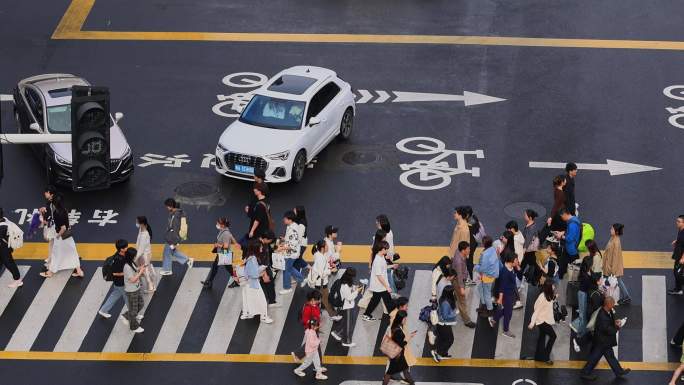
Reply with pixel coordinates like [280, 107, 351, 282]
[238, 155, 250, 163]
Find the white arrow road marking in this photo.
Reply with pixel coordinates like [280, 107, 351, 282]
[392, 90, 506, 106]
[529, 160, 662, 176]
[374, 90, 390, 103]
[356, 89, 373, 104]
[0, 94, 14, 102]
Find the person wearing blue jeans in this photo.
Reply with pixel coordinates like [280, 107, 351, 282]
[490, 253, 518, 338]
[98, 239, 130, 319]
[474, 236, 499, 315]
[280, 211, 304, 294]
[159, 198, 194, 276]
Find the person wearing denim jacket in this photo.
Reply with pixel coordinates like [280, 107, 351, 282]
[475, 236, 499, 314]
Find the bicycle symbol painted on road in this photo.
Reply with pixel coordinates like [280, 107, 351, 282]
[211, 72, 269, 118]
[396, 137, 484, 191]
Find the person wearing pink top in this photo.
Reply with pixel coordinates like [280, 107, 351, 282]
[293, 319, 328, 380]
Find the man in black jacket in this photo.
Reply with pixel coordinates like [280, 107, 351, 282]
[580, 296, 630, 381]
[564, 162, 578, 215]
[668, 215, 684, 295]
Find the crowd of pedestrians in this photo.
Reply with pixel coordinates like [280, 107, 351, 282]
[1, 161, 684, 383]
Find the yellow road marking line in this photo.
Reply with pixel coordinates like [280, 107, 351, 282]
[12, 242, 672, 268]
[0, 351, 678, 371]
[52, 0, 684, 50]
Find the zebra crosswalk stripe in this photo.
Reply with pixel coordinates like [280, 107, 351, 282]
[250, 272, 298, 354]
[152, 268, 209, 353]
[54, 268, 112, 352]
[494, 280, 527, 359]
[5, 270, 71, 351]
[406, 270, 433, 357]
[449, 281, 480, 358]
[200, 281, 243, 354]
[0, 266, 31, 318]
[642, 275, 667, 362]
[318, 269, 345, 354]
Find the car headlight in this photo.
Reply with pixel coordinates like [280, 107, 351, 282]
[217, 142, 228, 152]
[54, 153, 71, 167]
[121, 146, 132, 160]
[266, 151, 290, 161]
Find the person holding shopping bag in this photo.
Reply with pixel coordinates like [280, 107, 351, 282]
[382, 310, 416, 385]
[40, 194, 84, 278]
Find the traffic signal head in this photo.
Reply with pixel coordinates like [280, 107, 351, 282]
[71, 86, 110, 191]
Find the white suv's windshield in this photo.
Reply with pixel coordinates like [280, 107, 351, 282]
[239, 95, 305, 130]
[46, 104, 71, 133]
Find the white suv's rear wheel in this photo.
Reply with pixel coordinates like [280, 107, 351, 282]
[291, 150, 307, 183]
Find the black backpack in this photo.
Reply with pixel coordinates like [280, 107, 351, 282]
[102, 255, 117, 282]
[328, 279, 344, 308]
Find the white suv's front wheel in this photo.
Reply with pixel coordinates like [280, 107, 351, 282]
[291, 150, 307, 183]
[338, 108, 353, 140]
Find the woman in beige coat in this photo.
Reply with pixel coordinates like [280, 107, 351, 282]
[602, 223, 631, 305]
[449, 206, 471, 258]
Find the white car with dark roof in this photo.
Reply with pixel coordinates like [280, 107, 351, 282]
[215, 66, 355, 183]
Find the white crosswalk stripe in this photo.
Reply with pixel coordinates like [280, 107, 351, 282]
[153, 268, 209, 353]
[643, 275, 667, 362]
[449, 281, 479, 358]
[201, 282, 242, 353]
[5, 270, 71, 351]
[250, 272, 298, 354]
[54, 268, 112, 352]
[406, 270, 433, 356]
[0, 266, 31, 318]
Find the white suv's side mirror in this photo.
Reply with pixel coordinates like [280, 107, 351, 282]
[29, 122, 40, 132]
[114, 112, 124, 123]
[309, 116, 321, 126]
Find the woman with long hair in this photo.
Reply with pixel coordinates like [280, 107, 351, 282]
[548, 175, 567, 231]
[135, 216, 156, 292]
[202, 217, 239, 290]
[382, 310, 416, 385]
[40, 194, 84, 278]
[431, 255, 452, 298]
[603, 223, 630, 305]
[241, 239, 273, 323]
[330, 267, 362, 347]
[293, 206, 308, 271]
[121, 247, 145, 333]
[432, 285, 457, 362]
[528, 280, 556, 364]
[311, 240, 339, 319]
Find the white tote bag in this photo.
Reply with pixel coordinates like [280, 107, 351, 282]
[217, 249, 233, 266]
[272, 252, 286, 271]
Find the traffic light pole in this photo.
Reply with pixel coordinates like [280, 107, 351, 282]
[0, 133, 71, 144]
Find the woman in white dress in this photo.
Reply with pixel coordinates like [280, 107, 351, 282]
[241, 239, 273, 324]
[40, 194, 83, 278]
[135, 216, 156, 292]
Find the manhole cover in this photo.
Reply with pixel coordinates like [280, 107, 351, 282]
[503, 201, 547, 220]
[174, 181, 225, 207]
[342, 150, 380, 165]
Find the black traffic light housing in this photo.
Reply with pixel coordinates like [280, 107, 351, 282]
[70, 86, 110, 191]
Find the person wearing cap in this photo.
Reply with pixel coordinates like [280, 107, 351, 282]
[324, 225, 341, 273]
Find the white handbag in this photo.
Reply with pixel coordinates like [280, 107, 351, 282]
[272, 252, 286, 271]
[217, 249, 233, 266]
[43, 225, 57, 241]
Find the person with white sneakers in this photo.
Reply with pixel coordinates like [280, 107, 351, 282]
[121, 247, 145, 333]
[0, 208, 23, 288]
[241, 239, 273, 324]
[293, 318, 327, 380]
[99, 240, 130, 319]
[159, 198, 194, 276]
[280, 211, 305, 295]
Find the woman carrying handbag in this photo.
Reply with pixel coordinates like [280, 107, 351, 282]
[40, 194, 83, 278]
[381, 310, 416, 385]
[202, 217, 239, 290]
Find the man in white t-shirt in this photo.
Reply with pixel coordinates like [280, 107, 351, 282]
[362, 241, 395, 321]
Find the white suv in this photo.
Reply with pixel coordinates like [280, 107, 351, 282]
[215, 66, 355, 183]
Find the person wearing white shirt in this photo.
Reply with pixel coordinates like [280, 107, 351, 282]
[330, 268, 362, 347]
[527, 281, 557, 364]
[135, 216, 156, 292]
[310, 240, 340, 319]
[324, 225, 341, 274]
[280, 211, 305, 295]
[293, 206, 308, 273]
[362, 241, 395, 321]
[506, 221, 526, 261]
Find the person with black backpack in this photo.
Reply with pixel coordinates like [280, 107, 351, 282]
[330, 268, 362, 347]
[98, 239, 129, 319]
